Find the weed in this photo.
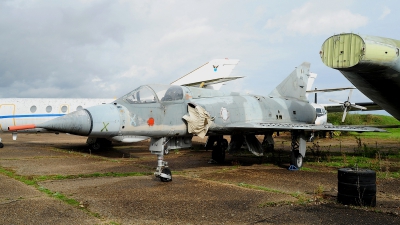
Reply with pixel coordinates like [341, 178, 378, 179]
[312, 184, 325, 204]
[291, 191, 310, 204]
[342, 152, 347, 164]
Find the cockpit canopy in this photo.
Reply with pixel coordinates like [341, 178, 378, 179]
[121, 84, 187, 104]
[315, 107, 327, 117]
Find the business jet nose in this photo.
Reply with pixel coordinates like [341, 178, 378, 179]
[37, 108, 92, 136]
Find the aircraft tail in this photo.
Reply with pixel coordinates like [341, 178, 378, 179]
[305, 72, 317, 99]
[171, 58, 241, 90]
[268, 62, 311, 101]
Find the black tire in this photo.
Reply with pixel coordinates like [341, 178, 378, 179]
[228, 135, 244, 152]
[221, 138, 228, 151]
[212, 146, 225, 163]
[89, 138, 112, 151]
[338, 168, 376, 185]
[337, 193, 376, 207]
[291, 150, 303, 168]
[0, 143, 3, 148]
[337, 168, 376, 207]
[160, 168, 172, 182]
[89, 142, 102, 151]
[338, 182, 376, 196]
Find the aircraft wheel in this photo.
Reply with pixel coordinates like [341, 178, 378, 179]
[212, 146, 225, 163]
[291, 150, 303, 168]
[160, 168, 172, 182]
[89, 138, 112, 151]
[221, 138, 228, 150]
[89, 142, 102, 151]
[0, 143, 3, 148]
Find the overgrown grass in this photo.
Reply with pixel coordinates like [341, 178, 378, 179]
[328, 113, 400, 126]
[328, 113, 400, 139]
[306, 136, 400, 178]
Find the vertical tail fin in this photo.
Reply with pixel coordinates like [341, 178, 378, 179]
[171, 59, 240, 90]
[305, 72, 317, 99]
[269, 62, 311, 101]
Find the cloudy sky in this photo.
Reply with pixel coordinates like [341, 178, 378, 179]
[0, 0, 398, 114]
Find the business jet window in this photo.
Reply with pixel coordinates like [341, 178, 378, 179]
[46, 106, 52, 113]
[61, 106, 68, 113]
[30, 105, 37, 113]
[76, 106, 83, 111]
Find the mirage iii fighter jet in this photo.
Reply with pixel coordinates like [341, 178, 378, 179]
[9, 62, 384, 182]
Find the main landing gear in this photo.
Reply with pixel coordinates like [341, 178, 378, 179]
[290, 131, 306, 168]
[150, 138, 172, 182]
[86, 138, 112, 151]
[206, 136, 228, 163]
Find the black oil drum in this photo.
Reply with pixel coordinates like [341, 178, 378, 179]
[337, 168, 376, 207]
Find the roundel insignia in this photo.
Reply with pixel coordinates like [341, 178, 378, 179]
[147, 117, 155, 126]
[220, 107, 229, 121]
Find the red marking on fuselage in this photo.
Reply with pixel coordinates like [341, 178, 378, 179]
[147, 117, 155, 126]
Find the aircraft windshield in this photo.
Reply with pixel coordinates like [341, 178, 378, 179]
[315, 107, 326, 117]
[122, 85, 185, 104]
[123, 86, 157, 104]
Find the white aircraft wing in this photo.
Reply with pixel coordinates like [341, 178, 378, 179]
[224, 122, 386, 132]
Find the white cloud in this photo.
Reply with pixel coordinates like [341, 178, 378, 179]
[379, 6, 391, 20]
[91, 77, 102, 82]
[264, 1, 368, 37]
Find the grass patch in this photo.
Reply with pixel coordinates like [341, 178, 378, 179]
[38, 186, 80, 207]
[237, 183, 286, 194]
[0, 167, 152, 220]
[300, 167, 318, 172]
[34, 172, 152, 182]
[328, 113, 400, 140]
[237, 182, 316, 205]
[328, 113, 400, 126]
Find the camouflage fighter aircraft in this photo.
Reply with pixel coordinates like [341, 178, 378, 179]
[320, 33, 400, 120]
[9, 62, 384, 182]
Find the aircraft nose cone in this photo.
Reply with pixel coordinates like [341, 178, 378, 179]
[37, 109, 92, 136]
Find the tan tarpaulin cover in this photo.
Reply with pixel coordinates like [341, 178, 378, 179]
[182, 104, 213, 138]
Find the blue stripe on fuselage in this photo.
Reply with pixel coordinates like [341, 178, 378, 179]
[0, 114, 65, 119]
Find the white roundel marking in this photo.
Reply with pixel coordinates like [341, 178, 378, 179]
[220, 107, 229, 121]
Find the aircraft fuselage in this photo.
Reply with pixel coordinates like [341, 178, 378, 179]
[36, 85, 316, 139]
